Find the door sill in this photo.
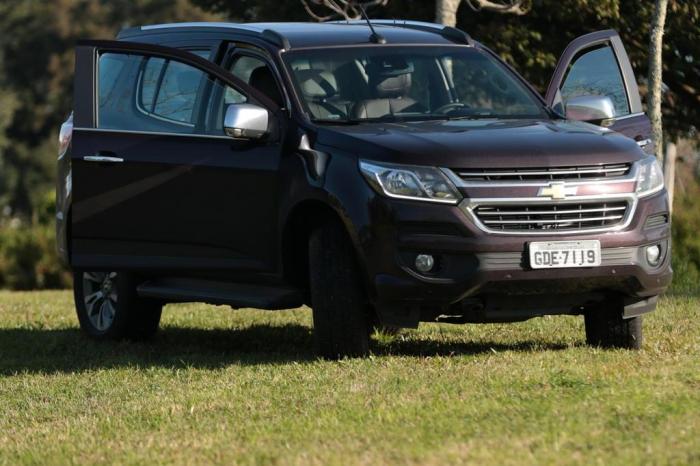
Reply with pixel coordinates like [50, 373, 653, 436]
[137, 278, 304, 310]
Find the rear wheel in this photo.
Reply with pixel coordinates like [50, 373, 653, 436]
[74, 270, 162, 340]
[309, 221, 370, 359]
[584, 306, 642, 349]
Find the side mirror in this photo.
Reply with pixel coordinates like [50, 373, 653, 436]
[565, 95, 615, 123]
[224, 103, 269, 139]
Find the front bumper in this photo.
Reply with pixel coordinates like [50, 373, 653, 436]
[359, 190, 672, 325]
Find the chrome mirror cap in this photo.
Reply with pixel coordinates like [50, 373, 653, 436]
[224, 104, 269, 139]
[565, 95, 615, 122]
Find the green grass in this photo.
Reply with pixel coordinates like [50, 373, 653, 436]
[1, 291, 699, 465]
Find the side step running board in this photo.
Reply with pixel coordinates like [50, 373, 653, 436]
[137, 278, 304, 310]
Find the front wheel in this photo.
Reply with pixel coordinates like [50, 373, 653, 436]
[74, 270, 162, 340]
[308, 221, 371, 359]
[584, 307, 642, 349]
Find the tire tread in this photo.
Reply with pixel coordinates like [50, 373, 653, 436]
[309, 221, 370, 359]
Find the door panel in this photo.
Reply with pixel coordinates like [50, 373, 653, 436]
[71, 41, 284, 276]
[546, 30, 651, 146]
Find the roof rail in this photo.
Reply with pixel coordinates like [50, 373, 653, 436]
[439, 26, 474, 46]
[262, 29, 291, 50]
[330, 20, 474, 46]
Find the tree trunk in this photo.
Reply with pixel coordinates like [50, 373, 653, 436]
[647, 0, 669, 158]
[435, 0, 462, 26]
[664, 141, 676, 214]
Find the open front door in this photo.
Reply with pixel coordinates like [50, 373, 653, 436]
[70, 40, 285, 276]
[546, 30, 652, 153]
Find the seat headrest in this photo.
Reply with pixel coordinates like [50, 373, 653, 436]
[371, 73, 412, 98]
[367, 57, 414, 98]
[249, 66, 284, 107]
[295, 69, 338, 99]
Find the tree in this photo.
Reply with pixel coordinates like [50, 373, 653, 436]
[647, 0, 677, 211]
[648, 0, 669, 158]
[435, 0, 528, 27]
[301, 0, 389, 21]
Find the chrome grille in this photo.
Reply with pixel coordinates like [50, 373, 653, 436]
[457, 163, 631, 182]
[474, 201, 629, 232]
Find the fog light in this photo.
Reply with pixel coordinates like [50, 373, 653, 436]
[415, 254, 435, 273]
[646, 244, 662, 266]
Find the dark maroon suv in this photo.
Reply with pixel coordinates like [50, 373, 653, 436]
[57, 21, 671, 358]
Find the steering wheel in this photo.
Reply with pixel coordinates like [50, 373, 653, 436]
[433, 102, 469, 115]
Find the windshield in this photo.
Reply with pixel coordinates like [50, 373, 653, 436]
[283, 46, 547, 123]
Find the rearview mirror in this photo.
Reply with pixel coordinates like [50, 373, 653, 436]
[565, 95, 615, 123]
[224, 104, 269, 140]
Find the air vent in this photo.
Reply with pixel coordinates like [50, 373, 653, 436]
[644, 214, 669, 229]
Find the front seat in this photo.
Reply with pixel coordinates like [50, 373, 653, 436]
[295, 69, 347, 119]
[249, 66, 284, 108]
[352, 61, 424, 119]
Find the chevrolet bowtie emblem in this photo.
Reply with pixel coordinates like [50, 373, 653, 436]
[538, 182, 577, 200]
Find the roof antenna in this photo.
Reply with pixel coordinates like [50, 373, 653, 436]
[357, 3, 386, 44]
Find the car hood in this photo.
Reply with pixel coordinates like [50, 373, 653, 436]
[315, 119, 644, 168]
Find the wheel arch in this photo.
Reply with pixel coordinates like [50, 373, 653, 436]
[281, 198, 366, 299]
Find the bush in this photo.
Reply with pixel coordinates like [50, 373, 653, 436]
[669, 171, 700, 294]
[0, 222, 71, 290]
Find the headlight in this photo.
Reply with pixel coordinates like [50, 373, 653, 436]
[636, 156, 665, 197]
[359, 160, 461, 204]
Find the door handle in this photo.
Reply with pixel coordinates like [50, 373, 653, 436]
[84, 152, 124, 163]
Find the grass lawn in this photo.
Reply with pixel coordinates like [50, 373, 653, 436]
[0, 290, 698, 465]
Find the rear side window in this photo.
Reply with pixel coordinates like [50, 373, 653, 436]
[97, 52, 246, 135]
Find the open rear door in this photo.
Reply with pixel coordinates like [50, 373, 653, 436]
[546, 30, 652, 152]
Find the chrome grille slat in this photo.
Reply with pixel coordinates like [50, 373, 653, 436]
[457, 163, 631, 182]
[477, 206, 626, 216]
[482, 215, 624, 225]
[474, 201, 629, 232]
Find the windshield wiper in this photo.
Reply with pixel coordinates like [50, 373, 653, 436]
[445, 114, 497, 120]
[312, 118, 361, 125]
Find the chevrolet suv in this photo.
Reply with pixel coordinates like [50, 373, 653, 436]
[57, 21, 672, 358]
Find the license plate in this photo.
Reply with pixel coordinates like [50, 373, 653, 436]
[529, 240, 601, 269]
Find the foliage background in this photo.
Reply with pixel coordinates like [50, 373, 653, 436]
[0, 0, 697, 290]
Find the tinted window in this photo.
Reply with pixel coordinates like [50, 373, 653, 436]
[231, 56, 266, 83]
[226, 56, 267, 105]
[97, 52, 244, 135]
[560, 45, 629, 117]
[98, 54, 128, 107]
[139, 57, 166, 113]
[152, 60, 201, 124]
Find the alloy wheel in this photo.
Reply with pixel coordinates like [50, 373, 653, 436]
[82, 272, 118, 331]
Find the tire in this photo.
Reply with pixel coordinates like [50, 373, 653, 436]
[74, 270, 162, 340]
[584, 307, 642, 349]
[309, 221, 370, 359]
